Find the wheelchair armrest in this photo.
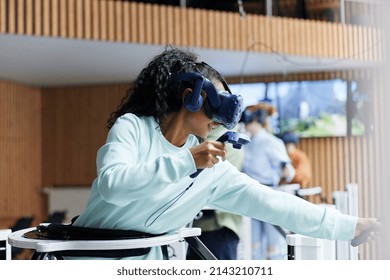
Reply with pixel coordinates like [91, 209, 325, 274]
[8, 226, 201, 253]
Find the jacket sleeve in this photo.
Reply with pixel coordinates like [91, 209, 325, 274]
[206, 163, 357, 241]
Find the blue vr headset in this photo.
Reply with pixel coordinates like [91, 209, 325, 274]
[175, 72, 243, 130]
[239, 109, 268, 125]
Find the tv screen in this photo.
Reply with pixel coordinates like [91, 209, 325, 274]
[229, 79, 364, 137]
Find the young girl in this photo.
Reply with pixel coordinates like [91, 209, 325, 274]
[73, 47, 379, 259]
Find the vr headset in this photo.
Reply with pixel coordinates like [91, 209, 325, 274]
[175, 72, 243, 130]
[239, 109, 268, 125]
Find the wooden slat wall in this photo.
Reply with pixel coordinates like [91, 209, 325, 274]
[0, 0, 381, 62]
[41, 85, 127, 186]
[0, 81, 43, 227]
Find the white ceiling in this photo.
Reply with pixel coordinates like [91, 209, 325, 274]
[0, 34, 380, 88]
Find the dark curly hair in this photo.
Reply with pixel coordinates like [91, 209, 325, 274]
[107, 47, 225, 129]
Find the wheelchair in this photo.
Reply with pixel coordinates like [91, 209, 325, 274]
[8, 223, 216, 260]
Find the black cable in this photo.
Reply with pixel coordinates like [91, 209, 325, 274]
[145, 181, 195, 227]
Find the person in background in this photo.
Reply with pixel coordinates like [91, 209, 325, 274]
[241, 103, 295, 260]
[241, 103, 295, 187]
[187, 125, 244, 260]
[279, 131, 312, 188]
[71, 47, 380, 260]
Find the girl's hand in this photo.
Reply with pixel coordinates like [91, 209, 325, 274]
[189, 140, 227, 169]
[352, 217, 382, 246]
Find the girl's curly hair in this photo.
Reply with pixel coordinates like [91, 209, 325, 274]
[107, 47, 224, 129]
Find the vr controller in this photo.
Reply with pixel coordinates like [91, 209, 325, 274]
[216, 131, 251, 149]
[190, 131, 251, 178]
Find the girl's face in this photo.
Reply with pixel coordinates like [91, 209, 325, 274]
[185, 81, 223, 139]
[188, 108, 221, 139]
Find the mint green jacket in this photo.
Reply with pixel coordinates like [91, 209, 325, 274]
[74, 114, 357, 259]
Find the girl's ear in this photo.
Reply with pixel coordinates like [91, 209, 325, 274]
[181, 88, 193, 103]
[183, 88, 206, 112]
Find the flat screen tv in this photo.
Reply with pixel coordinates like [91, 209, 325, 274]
[229, 79, 364, 137]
